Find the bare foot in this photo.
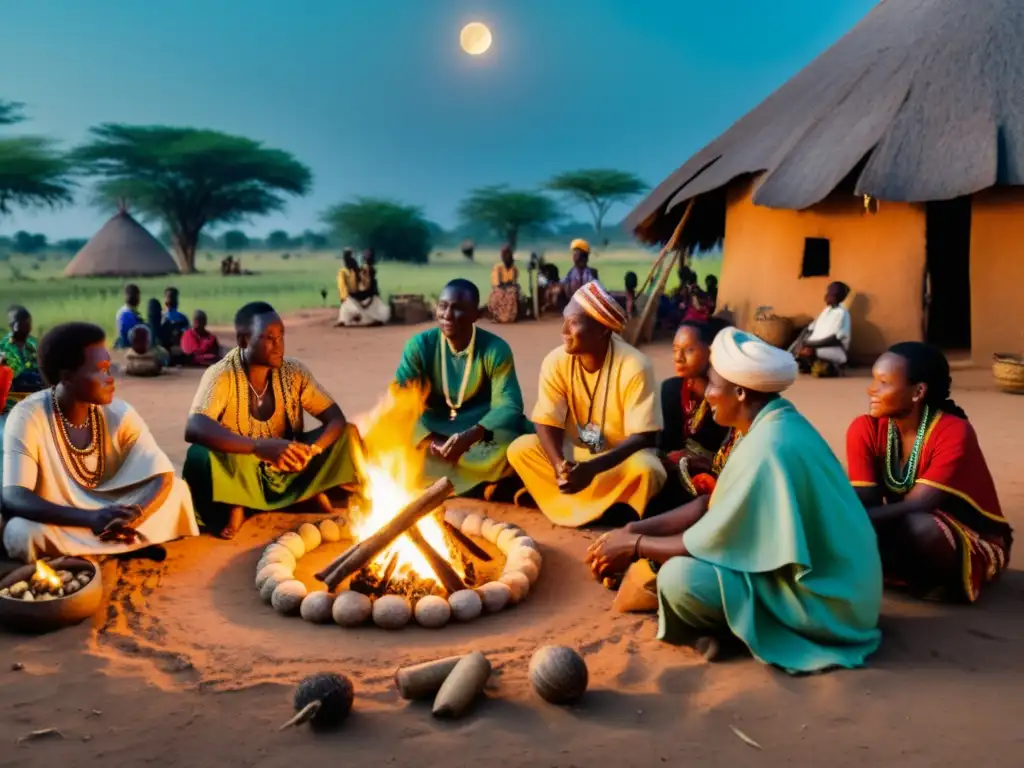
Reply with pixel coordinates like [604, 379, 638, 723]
[219, 507, 247, 540]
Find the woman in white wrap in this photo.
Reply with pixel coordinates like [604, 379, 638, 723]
[1, 322, 198, 562]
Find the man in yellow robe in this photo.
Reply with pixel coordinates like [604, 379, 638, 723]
[508, 282, 666, 526]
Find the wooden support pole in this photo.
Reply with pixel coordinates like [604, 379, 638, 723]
[316, 477, 454, 590]
[625, 199, 695, 347]
[405, 525, 467, 596]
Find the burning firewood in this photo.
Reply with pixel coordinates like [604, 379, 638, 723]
[405, 526, 467, 596]
[316, 477, 454, 590]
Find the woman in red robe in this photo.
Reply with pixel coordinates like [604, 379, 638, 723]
[179, 310, 221, 368]
[846, 342, 1012, 602]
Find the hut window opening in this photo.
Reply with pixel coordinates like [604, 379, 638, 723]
[801, 238, 830, 278]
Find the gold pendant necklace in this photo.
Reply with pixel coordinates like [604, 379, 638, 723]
[440, 325, 476, 421]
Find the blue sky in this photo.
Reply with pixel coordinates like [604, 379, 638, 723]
[1, 0, 876, 239]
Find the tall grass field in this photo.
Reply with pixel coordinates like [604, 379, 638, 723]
[0, 247, 721, 337]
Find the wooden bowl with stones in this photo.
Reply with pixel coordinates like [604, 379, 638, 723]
[0, 557, 102, 633]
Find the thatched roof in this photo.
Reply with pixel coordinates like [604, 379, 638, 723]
[64, 210, 179, 277]
[626, 0, 1024, 246]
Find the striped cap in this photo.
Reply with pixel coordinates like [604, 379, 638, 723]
[573, 281, 627, 333]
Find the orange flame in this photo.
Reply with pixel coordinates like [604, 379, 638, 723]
[350, 383, 463, 582]
[33, 560, 62, 592]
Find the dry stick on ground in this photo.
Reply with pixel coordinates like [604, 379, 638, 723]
[625, 199, 695, 347]
[406, 524, 467, 596]
[443, 520, 493, 562]
[316, 477, 455, 590]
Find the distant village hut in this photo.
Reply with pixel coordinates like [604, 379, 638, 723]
[625, 0, 1024, 364]
[64, 208, 179, 278]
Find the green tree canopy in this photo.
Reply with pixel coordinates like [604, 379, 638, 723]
[73, 124, 312, 272]
[221, 229, 250, 250]
[457, 185, 561, 251]
[321, 197, 433, 264]
[265, 229, 293, 250]
[0, 100, 76, 218]
[545, 169, 646, 244]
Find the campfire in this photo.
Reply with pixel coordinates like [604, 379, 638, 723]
[0, 559, 92, 602]
[255, 384, 544, 630]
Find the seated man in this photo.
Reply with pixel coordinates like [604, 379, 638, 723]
[124, 326, 164, 378]
[114, 283, 144, 349]
[162, 287, 190, 362]
[180, 310, 222, 367]
[487, 245, 520, 324]
[1, 322, 198, 562]
[790, 281, 852, 377]
[183, 301, 359, 539]
[587, 328, 882, 673]
[395, 279, 531, 496]
[335, 249, 362, 327]
[338, 249, 391, 327]
[1, 305, 44, 413]
[508, 282, 666, 527]
[560, 240, 599, 299]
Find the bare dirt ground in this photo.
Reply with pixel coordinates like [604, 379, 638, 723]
[1, 311, 1022, 767]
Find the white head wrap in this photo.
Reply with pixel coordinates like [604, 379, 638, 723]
[710, 327, 798, 393]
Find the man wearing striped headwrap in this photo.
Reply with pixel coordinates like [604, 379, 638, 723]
[508, 282, 666, 527]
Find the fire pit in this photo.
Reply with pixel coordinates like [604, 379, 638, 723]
[254, 383, 541, 629]
[0, 557, 102, 633]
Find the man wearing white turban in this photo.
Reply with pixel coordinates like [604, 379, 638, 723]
[508, 283, 666, 527]
[587, 328, 882, 674]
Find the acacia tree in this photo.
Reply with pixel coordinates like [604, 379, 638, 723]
[457, 185, 560, 251]
[545, 169, 646, 244]
[321, 197, 434, 264]
[0, 100, 76, 218]
[73, 125, 312, 272]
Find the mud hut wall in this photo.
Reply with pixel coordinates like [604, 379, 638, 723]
[969, 188, 1024, 364]
[714, 178, 925, 362]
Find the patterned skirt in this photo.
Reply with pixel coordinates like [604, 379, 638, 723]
[488, 286, 520, 323]
[932, 511, 1009, 603]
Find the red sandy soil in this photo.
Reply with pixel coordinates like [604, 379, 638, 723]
[1, 311, 1022, 767]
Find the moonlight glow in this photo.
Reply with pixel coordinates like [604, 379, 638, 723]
[460, 22, 492, 55]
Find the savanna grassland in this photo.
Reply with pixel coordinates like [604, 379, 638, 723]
[0, 247, 722, 336]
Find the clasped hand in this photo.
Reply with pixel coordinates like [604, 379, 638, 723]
[556, 460, 598, 494]
[93, 505, 146, 544]
[255, 439, 321, 473]
[429, 428, 482, 464]
[585, 527, 639, 581]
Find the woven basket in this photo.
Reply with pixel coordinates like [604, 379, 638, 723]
[751, 308, 793, 350]
[992, 354, 1024, 394]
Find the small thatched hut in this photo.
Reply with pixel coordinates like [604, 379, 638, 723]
[626, 0, 1024, 364]
[65, 209, 179, 278]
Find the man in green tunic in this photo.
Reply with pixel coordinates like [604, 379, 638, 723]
[182, 302, 359, 539]
[587, 327, 882, 674]
[394, 279, 531, 496]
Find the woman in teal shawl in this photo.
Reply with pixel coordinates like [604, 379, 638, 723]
[588, 328, 882, 674]
[394, 279, 531, 496]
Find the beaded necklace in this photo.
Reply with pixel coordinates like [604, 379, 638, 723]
[440, 325, 476, 421]
[49, 388, 106, 489]
[681, 379, 709, 438]
[884, 405, 931, 494]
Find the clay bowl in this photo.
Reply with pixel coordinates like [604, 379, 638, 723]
[0, 557, 103, 633]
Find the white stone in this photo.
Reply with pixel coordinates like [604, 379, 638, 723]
[372, 595, 412, 630]
[318, 519, 342, 543]
[297, 522, 322, 552]
[255, 562, 293, 591]
[277, 532, 305, 559]
[260, 544, 297, 569]
[271, 580, 307, 615]
[500, 572, 530, 604]
[332, 591, 372, 627]
[443, 507, 468, 529]
[461, 513, 484, 538]
[299, 591, 335, 623]
[496, 527, 526, 552]
[448, 589, 483, 621]
[414, 595, 452, 628]
[476, 581, 512, 613]
[506, 560, 540, 585]
[507, 546, 542, 571]
[260, 574, 288, 603]
[508, 536, 539, 554]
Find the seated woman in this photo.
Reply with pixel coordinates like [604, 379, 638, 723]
[179, 310, 222, 367]
[124, 326, 164, 378]
[847, 342, 1012, 602]
[651, 318, 736, 512]
[587, 328, 882, 674]
[1, 305, 44, 413]
[1, 322, 198, 562]
[395, 279, 531, 497]
[183, 302, 359, 539]
[487, 246, 520, 324]
[338, 249, 391, 327]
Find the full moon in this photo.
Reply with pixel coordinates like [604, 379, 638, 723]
[460, 22, 492, 55]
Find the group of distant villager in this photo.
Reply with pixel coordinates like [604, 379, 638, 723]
[0, 247, 1011, 673]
